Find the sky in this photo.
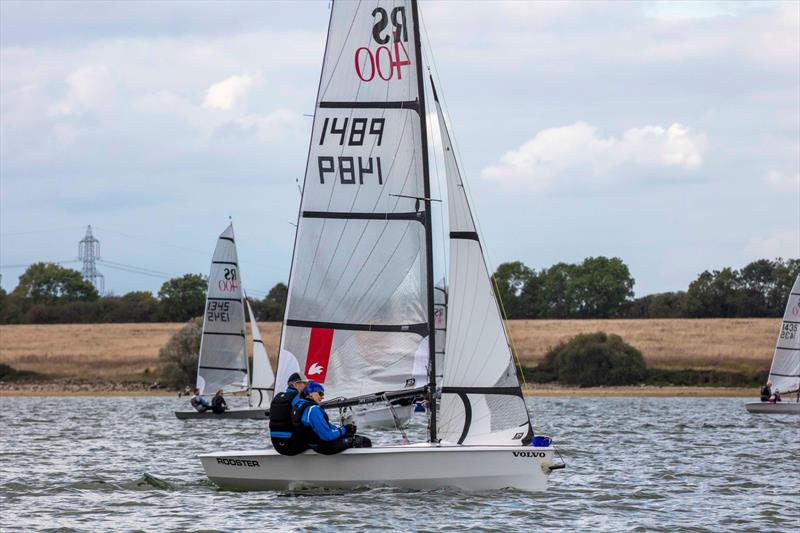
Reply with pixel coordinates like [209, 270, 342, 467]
[1, 0, 798, 298]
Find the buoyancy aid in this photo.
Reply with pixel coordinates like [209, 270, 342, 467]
[269, 388, 310, 456]
[291, 397, 320, 445]
[211, 395, 227, 414]
[269, 389, 298, 439]
[760, 385, 771, 402]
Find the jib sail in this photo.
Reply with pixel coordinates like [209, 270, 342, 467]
[432, 81, 533, 445]
[246, 299, 275, 408]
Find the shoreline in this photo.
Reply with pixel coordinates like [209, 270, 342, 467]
[523, 384, 755, 397]
[0, 381, 757, 398]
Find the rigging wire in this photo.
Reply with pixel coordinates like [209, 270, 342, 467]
[98, 259, 179, 278]
[96, 261, 178, 280]
[418, 12, 529, 389]
[385, 395, 411, 445]
[92, 226, 207, 255]
[3, 257, 270, 297]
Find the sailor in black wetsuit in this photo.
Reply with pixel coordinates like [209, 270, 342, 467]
[269, 372, 309, 456]
[760, 381, 772, 402]
[211, 389, 227, 414]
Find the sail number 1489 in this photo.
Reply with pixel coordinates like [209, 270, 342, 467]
[317, 116, 386, 186]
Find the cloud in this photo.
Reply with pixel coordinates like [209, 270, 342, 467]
[422, 1, 799, 70]
[746, 230, 800, 258]
[481, 122, 707, 190]
[235, 109, 304, 139]
[202, 73, 257, 110]
[49, 65, 113, 117]
[764, 170, 800, 192]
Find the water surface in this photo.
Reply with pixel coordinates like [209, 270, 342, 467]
[1, 396, 797, 531]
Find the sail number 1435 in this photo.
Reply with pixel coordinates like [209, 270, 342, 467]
[780, 322, 797, 340]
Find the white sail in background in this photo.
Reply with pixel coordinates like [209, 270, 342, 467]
[276, 0, 430, 400]
[246, 299, 275, 408]
[434, 279, 447, 386]
[432, 83, 532, 445]
[411, 278, 446, 387]
[768, 275, 800, 394]
[196, 224, 249, 395]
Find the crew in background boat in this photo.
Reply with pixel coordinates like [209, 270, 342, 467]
[190, 388, 211, 412]
[269, 372, 309, 455]
[292, 381, 372, 455]
[211, 390, 228, 414]
[760, 381, 772, 402]
[768, 389, 782, 403]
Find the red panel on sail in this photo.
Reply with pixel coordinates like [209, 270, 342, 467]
[305, 328, 334, 383]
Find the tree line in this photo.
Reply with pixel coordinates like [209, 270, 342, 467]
[0, 262, 288, 324]
[0, 257, 796, 324]
[493, 257, 798, 319]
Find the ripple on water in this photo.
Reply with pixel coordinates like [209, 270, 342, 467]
[1, 396, 799, 532]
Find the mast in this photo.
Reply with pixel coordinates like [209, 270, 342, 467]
[411, 0, 437, 443]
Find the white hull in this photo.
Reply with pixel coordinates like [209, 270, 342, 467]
[745, 401, 800, 414]
[200, 444, 556, 492]
[175, 408, 268, 420]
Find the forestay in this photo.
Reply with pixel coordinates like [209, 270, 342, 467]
[246, 299, 275, 408]
[768, 275, 800, 394]
[196, 224, 249, 395]
[432, 83, 532, 445]
[276, 0, 431, 400]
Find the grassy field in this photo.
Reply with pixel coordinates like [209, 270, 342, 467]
[0, 319, 779, 382]
[507, 318, 777, 374]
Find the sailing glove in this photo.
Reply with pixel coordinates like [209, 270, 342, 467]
[344, 423, 357, 436]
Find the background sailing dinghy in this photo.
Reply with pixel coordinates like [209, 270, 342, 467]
[745, 274, 800, 414]
[175, 224, 275, 420]
[200, 0, 561, 491]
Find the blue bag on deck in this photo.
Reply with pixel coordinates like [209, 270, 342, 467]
[532, 436, 552, 447]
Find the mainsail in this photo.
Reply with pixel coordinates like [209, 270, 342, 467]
[246, 299, 275, 408]
[196, 224, 249, 395]
[432, 81, 533, 445]
[768, 274, 800, 394]
[276, 0, 433, 401]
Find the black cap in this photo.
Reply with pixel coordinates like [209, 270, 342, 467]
[287, 372, 307, 384]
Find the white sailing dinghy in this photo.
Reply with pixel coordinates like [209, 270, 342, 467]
[200, 0, 560, 491]
[175, 224, 276, 420]
[746, 274, 800, 414]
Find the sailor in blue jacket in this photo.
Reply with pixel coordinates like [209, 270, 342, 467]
[190, 388, 210, 412]
[291, 381, 371, 455]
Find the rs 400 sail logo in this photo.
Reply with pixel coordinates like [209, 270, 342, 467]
[355, 7, 411, 82]
[218, 267, 239, 292]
